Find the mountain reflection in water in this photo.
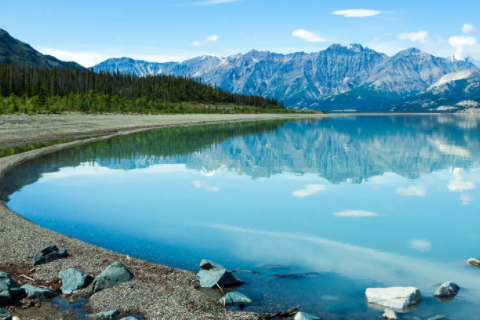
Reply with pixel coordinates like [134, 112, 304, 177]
[1, 115, 480, 319]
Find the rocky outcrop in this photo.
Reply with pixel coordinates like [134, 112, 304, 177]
[196, 259, 244, 288]
[91, 261, 133, 293]
[21, 284, 56, 299]
[86, 310, 119, 319]
[294, 312, 321, 320]
[434, 282, 460, 297]
[365, 287, 422, 311]
[33, 245, 68, 266]
[220, 292, 252, 306]
[59, 268, 93, 294]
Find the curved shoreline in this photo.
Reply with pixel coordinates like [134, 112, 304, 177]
[0, 113, 334, 320]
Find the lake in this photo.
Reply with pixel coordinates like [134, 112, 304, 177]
[1, 115, 480, 319]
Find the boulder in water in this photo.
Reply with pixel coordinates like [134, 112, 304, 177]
[33, 245, 68, 266]
[59, 268, 93, 294]
[382, 308, 398, 320]
[220, 292, 252, 305]
[294, 312, 321, 320]
[434, 281, 460, 297]
[365, 287, 422, 311]
[196, 259, 244, 288]
[91, 261, 133, 293]
[21, 284, 56, 299]
[468, 258, 480, 267]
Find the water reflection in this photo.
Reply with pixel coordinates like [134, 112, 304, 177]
[1, 115, 480, 319]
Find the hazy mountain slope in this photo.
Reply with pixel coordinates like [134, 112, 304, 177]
[0, 28, 84, 69]
[93, 57, 178, 76]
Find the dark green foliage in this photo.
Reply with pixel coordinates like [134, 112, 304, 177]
[0, 64, 289, 114]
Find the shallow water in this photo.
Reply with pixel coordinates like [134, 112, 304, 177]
[2, 116, 480, 319]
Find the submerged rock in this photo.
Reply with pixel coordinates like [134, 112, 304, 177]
[0, 308, 11, 320]
[365, 287, 422, 311]
[86, 310, 119, 319]
[21, 284, 56, 299]
[196, 259, 244, 288]
[428, 316, 445, 320]
[33, 245, 68, 266]
[220, 292, 252, 305]
[434, 281, 460, 297]
[294, 312, 320, 320]
[468, 258, 480, 267]
[59, 268, 93, 294]
[382, 308, 398, 320]
[91, 261, 133, 293]
[120, 317, 138, 320]
[0, 272, 23, 306]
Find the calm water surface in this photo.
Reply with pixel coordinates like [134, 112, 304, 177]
[1, 116, 480, 319]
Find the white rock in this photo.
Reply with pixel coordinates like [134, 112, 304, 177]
[382, 308, 398, 320]
[366, 287, 422, 310]
[468, 258, 480, 267]
[434, 281, 460, 297]
[294, 312, 320, 320]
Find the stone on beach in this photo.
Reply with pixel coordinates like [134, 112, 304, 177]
[91, 261, 133, 293]
[59, 268, 93, 294]
[33, 245, 68, 266]
[294, 312, 321, 320]
[0, 272, 23, 306]
[220, 292, 252, 305]
[21, 283, 56, 299]
[86, 310, 120, 319]
[196, 259, 244, 288]
[468, 258, 480, 267]
[0, 308, 11, 320]
[434, 281, 460, 297]
[382, 308, 398, 320]
[365, 287, 422, 310]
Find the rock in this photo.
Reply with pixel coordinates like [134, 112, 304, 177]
[428, 316, 445, 320]
[0, 308, 11, 320]
[365, 287, 422, 311]
[91, 261, 133, 293]
[220, 292, 252, 305]
[120, 317, 138, 320]
[12, 316, 19, 320]
[86, 310, 120, 319]
[0, 272, 22, 306]
[33, 245, 68, 266]
[294, 312, 321, 320]
[59, 268, 93, 294]
[434, 281, 460, 297]
[468, 258, 480, 267]
[196, 259, 244, 288]
[21, 284, 57, 299]
[382, 308, 398, 320]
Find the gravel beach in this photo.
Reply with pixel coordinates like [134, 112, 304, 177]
[0, 113, 331, 320]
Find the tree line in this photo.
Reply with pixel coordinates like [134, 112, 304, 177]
[0, 64, 290, 114]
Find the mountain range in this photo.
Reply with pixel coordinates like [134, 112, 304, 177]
[94, 46, 480, 113]
[0, 28, 83, 70]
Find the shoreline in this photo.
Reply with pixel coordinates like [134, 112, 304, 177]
[0, 113, 336, 320]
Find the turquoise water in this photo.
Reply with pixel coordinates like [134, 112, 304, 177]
[1, 116, 480, 319]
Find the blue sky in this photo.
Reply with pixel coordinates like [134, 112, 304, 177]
[1, 0, 479, 66]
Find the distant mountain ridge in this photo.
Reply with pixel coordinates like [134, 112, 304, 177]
[93, 45, 479, 112]
[0, 28, 84, 70]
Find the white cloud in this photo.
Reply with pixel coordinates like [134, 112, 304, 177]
[428, 137, 471, 157]
[462, 24, 477, 34]
[332, 9, 380, 18]
[410, 239, 431, 252]
[448, 180, 475, 192]
[293, 184, 327, 198]
[333, 210, 378, 217]
[292, 29, 327, 43]
[396, 185, 427, 197]
[191, 35, 219, 47]
[448, 35, 478, 59]
[461, 193, 475, 205]
[192, 180, 219, 192]
[397, 31, 428, 44]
